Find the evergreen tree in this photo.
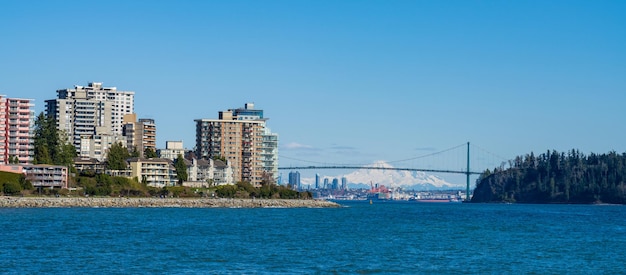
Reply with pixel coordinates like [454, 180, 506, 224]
[144, 147, 158, 158]
[174, 154, 188, 185]
[130, 147, 140, 158]
[473, 149, 626, 204]
[32, 112, 76, 166]
[8, 156, 19, 164]
[55, 135, 77, 166]
[106, 142, 130, 170]
[33, 113, 54, 164]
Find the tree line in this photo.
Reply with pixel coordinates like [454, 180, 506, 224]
[472, 149, 626, 204]
[215, 181, 312, 199]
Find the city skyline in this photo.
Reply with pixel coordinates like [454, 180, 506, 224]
[1, 1, 624, 180]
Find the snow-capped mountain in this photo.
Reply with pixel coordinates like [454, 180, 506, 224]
[300, 160, 462, 190]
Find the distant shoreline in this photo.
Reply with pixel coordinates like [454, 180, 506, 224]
[0, 196, 341, 208]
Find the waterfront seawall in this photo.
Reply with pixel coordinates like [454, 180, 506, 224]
[0, 197, 341, 208]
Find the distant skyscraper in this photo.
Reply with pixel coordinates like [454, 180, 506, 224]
[288, 171, 300, 190]
[341, 177, 348, 190]
[0, 96, 34, 164]
[332, 178, 339, 190]
[315, 173, 320, 189]
[323, 178, 329, 189]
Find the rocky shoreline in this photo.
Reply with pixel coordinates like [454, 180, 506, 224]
[0, 196, 341, 208]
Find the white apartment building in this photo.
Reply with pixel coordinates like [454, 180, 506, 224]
[261, 127, 279, 183]
[184, 157, 233, 187]
[158, 141, 185, 161]
[79, 134, 124, 161]
[17, 164, 68, 189]
[46, 82, 134, 159]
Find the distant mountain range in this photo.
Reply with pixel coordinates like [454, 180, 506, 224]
[300, 160, 463, 190]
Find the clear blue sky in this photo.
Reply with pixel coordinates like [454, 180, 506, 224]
[1, 0, 625, 179]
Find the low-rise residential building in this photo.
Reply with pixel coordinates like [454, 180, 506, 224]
[0, 164, 68, 189]
[211, 159, 233, 185]
[73, 157, 106, 174]
[183, 157, 233, 187]
[23, 165, 69, 189]
[128, 157, 176, 187]
[0, 164, 24, 174]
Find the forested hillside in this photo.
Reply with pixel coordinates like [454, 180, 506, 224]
[471, 150, 626, 204]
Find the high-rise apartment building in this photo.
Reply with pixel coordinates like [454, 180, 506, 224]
[0, 96, 34, 164]
[195, 117, 265, 185]
[46, 82, 134, 159]
[122, 114, 156, 157]
[261, 127, 279, 182]
[233, 103, 279, 183]
[195, 103, 278, 186]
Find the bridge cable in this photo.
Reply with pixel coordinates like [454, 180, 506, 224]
[471, 143, 512, 169]
[278, 155, 369, 166]
[385, 143, 467, 164]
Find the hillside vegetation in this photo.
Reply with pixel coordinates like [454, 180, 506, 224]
[1, 169, 312, 200]
[0, 171, 33, 195]
[472, 150, 626, 204]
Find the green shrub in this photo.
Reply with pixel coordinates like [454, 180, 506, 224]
[215, 184, 237, 198]
[3, 181, 22, 195]
[19, 175, 33, 190]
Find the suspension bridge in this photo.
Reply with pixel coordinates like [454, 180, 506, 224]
[278, 142, 510, 201]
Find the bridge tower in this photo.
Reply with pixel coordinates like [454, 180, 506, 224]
[466, 142, 470, 202]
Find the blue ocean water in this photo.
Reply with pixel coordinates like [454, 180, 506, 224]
[1, 201, 625, 274]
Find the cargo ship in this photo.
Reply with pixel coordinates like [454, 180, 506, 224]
[408, 192, 462, 203]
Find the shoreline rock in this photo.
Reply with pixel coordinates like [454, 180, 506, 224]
[0, 196, 341, 208]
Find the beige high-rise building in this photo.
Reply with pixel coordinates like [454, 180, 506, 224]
[123, 114, 156, 157]
[195, 104, 274, 186]
[46, 82, 134, 159]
